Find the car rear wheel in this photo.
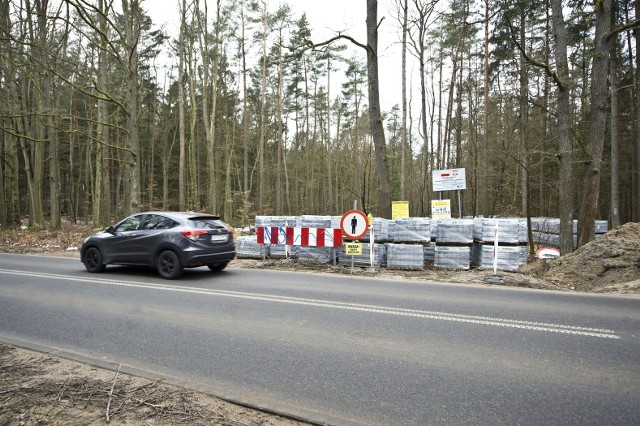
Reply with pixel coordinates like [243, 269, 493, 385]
[84, 247, 105, 273]
[207, 261, 228, 272]
[157, 250, 183, 279]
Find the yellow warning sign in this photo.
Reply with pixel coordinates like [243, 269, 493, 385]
[345, 243, 362, 255]
[392, 201, 409, 219]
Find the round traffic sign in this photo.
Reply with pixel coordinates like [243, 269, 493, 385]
[340, 210, 369, 240]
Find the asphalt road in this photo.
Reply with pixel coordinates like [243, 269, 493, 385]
[1, 253, 639, 425]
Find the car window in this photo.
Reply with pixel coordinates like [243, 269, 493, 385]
[189, 217, 227, 230]
[114, 215, 143, 232]
[142, 214, 176, 230]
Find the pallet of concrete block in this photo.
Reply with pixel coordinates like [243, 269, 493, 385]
[360, 218, 389, 242]
[300, 215, 333, 229]
[385, 243, 424, 270]
[423, 244, 435, 263]
[255, 215, 301, 229]
[595, 220, 608, 235]
[471, 244, 527, 272]
[391, 217, 431, 243]
[268, 244, 297, 259]
[436, 219, 474, 244]
[473, 218, 527, 244]
[434, 246, 471, 270]
[236, 236, 270, 259]
[337, 243, 387, 267]
[297, 246, 335, 264]
[531, 217, 561, 234]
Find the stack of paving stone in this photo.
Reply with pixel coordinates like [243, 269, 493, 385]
[297, 246, 335, 264]
[255, 215, 300, 229]
[423, 245, 436, 264]
[385, 243, 424, 270]
[236, 235, 269, 259]
[391, 217, 431, 244]
[300, 215, 333, 229]
[337, 243, 387, 267]
[471, 245, 528, 272]
[434, 246, 471, 270]
[360, 218, 389, 242]
[473, 218, 528, 244]
[433, 219, 473, 270]
[471, 218, 528, 271]
[436, 219, 474, 244]
[530, 218, 609, 248]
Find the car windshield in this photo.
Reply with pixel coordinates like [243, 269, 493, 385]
[188, 217, 227, 230]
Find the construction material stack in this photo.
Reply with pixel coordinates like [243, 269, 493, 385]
[471, 218, 528, 271]
[434, 219, 474, 270]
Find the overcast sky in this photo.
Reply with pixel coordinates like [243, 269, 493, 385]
[145, 0, 408, 113]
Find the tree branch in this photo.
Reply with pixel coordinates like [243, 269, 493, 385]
[504, 14, 566, 90]
[607, 18, 640, 40]
[304, 33, 372, 56]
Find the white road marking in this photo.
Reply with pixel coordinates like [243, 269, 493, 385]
[0, 269, 620, 339]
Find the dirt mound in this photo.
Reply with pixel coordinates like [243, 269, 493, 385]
[519, 222, 640, 292]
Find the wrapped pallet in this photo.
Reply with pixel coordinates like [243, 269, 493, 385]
[255, 215, 300, 228]
[236, 236, 269, 259]
[360, 218, 389, 242]
[471, 244, 527, 272]
[386, 243, 424, 270]
[269, 244, 296, 259]
[300, 215, 333, 229]
[473, 218, 527, 244]
[434, 246, 471, 270]
[297, 246, 335, 264]
[423, 244, 435, 263]
[436, 219, 474, 244]
[392, 217, 431, 243]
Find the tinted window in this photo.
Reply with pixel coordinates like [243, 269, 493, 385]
[142, 214, 176, 230]
[114, 215, 143, 232]
[189, 217, 227, 230]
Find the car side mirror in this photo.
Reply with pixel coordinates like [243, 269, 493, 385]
[105, 226, 115, 234]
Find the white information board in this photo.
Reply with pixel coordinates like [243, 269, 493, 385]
[432, 168, 466, 192]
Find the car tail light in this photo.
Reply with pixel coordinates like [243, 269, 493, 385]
[181, 229, 208, 241]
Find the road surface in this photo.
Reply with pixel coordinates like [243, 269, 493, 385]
[1, 253, 639, 425]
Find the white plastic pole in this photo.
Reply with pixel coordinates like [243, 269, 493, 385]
[493, 223, 499, 275]
[285, 222, 289, 259]
[370, 223, 375, 268]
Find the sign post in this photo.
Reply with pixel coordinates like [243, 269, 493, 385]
[340, 209, 369, 273]
[432, 168, 466, 218]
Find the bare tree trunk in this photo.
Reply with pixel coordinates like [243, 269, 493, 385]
[178, 0, 187, 211]
[577, 0, 611, 246]
[551, 0, 574, 254]
[122, 0, 141, 215]
[400, 0, 408, 199]
[366, 0, 392, 218]
[481, 0, 489, 216]
[276, 36, 284, 215]
[240, 3, 250, 220]
[610, 20, 620, 228]
[258, 1, 267, 214]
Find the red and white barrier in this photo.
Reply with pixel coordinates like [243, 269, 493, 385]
[257, 226, 343, 247]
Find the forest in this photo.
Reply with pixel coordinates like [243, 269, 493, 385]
[0, 0, 638, 254]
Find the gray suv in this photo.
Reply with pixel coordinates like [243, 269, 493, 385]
[81, 212, 236, 279]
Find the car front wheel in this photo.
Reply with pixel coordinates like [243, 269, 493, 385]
[83, 247, 106, 273]
[157, 250, 183, 279]
[207, 261, 228, 272]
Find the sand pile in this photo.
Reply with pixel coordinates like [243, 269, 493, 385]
[520, 222, 640, 292]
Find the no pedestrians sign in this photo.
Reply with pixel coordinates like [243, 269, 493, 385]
[340, 210, 369, 241]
